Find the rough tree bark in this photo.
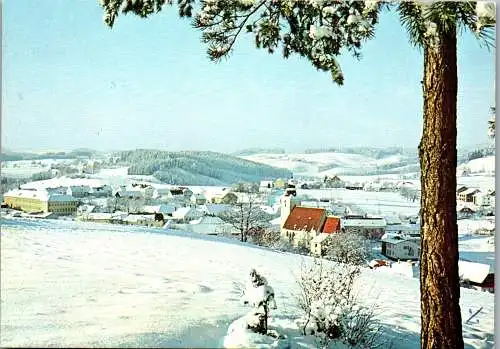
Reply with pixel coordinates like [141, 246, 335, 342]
[419, 23, 463, 349]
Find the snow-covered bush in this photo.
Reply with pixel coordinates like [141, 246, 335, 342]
[296, 259, 383, 348]
[323, 232, 371, 266]
[224, 269, 287, 348]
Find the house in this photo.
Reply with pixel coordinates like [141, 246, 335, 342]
[152, 187, 172, 200]
[212, 192, 238, 204]
[190, 193, 207, 205]
[66, 185, 92, 198]
[79, 212, 127, 224]
[274, 178, 286, 189]
[115, 190, 143, 200]
[181, 187, 194, 199]
[123, 214, 162, 227]
[91, 185, 113, 198]
[322, 216, 341, 234]
[345, 182, 364, 190]
[341, 216, 386, 239]
[489, 190, 496, 208]
[458, 188, 480, 203]
[456, 185, 469, 200]
[168, 188, 185, 198]
[473, 190, 494, 207]
[281, 205, 327, 249]
[383, 215, 403, 226]
[458, 260, 494, 293]
[3, 189, 78, 215]
[310, 216, 341, 257]
[142, 185, 155, 199]
[143, 203, 181, 216]
[172, 206, 203, 223]
[199, 203, 234, 216]
[381, 236, 420, 261]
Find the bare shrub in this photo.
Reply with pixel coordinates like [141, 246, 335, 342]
[250, 228, 281, 247]
[296, 259, 384, 348]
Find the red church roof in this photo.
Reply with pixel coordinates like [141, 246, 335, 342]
[283, 207, 326, 232]
[322, 216, 341, 234]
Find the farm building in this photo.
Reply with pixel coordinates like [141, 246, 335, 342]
[3, 189, 78, 215]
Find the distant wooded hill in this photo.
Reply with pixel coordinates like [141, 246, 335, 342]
[115, 149, 292, 186]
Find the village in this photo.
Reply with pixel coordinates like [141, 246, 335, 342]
[1, 159, 495, 294]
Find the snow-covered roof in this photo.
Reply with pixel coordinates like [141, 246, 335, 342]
[123, 214, 155, 223]
[461, 188, 480, 195]
[385, 223, 420, 232]
[259, 205, 278, 215]
[68, 185, 92, 191]
[342, 218, 386, 228]
[458, 260, 491, 284]
[189, 216, 225, 225]
[382, 235, 419, 245]
[200, 203, 233, 215]
[4, 189, 78, 203]
[172, 207, 202, 219]
[384, 215, 403, 225]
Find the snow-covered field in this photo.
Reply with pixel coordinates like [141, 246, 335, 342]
[457, 175, 495, 191]
[458, 156, 495, 175]
[1, 218, 494, 348]
[240, 152, 417, 177]
[1, 165, 52, 178]
[1, 159, 76, 178]
[297, 188, 420, 217]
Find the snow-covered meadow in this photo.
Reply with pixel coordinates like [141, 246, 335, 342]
[296, 188, 420, 217]
[240, 152, 417, 178]
[1, 218, 494, 348]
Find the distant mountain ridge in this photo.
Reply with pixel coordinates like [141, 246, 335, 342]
[115, 149, 292, 186]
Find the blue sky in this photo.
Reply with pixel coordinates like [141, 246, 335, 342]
[2, 0, 496, 153]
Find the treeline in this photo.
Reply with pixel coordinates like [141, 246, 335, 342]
[116, 149, 292, 186]
[467, 148, 495, 161]
[232, 147, 287, 156]
[0, 171, 55, 194]
[0, 149, 96, 161]
[303, 146, 418, 159]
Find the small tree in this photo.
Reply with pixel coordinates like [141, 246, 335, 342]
[323, 232, 370, 266]
[227, 269, 278, 343]
[219, 194, 269, 242]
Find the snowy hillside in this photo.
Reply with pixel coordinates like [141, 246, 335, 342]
[240, 152, 419, 177]
[115, 150, 292, 185]
[458, 156, 495, 176]
[1, 219, 494, 348]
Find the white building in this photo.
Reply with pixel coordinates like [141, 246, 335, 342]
[172, 207, 203, 223]
[381, 236, 420, 261]
[341, 216, 387, 239]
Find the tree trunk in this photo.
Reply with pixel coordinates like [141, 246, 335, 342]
[419, 25, 463, 348]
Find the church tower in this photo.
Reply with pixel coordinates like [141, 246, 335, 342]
[280, 193, 298, 229]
